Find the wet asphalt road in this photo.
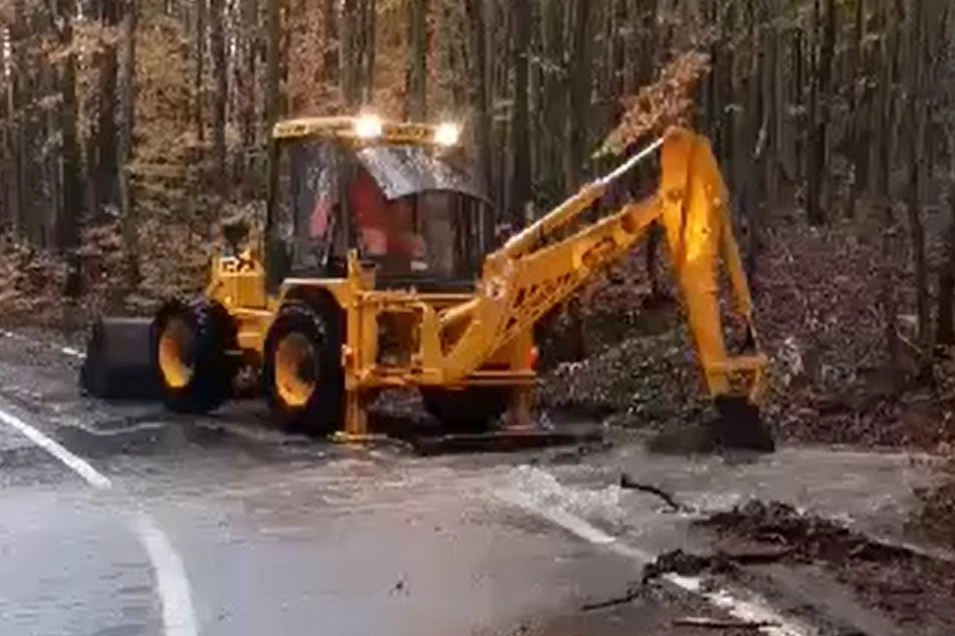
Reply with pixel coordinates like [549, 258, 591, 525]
[0, 331, 730, 636]
[0, 330, 943, 636]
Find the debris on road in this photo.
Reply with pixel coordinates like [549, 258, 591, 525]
[640, 547, 792, 584]
[671, 616, 779, 630]
[698, 499, 955, 636]
[618, 472, 685, 512]
[579, 586, 643, 612]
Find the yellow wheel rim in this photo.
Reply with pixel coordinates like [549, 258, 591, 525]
[158, 317, 195, 390]
[275, 333, 318, 407]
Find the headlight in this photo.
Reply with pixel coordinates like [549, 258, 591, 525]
[435, 122, 461, 147]
[354, 113, 383, 139]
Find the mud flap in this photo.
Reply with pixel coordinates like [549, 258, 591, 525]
[709, 395, 775, 453]
[79, 317, 162, 400]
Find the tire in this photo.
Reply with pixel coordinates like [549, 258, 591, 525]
[420, 387, 510, 433]
[152, 299, 237, 413]
[262, 301, 344, 435]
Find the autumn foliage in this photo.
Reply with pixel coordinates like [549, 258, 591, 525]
[598, 51, 711, 157]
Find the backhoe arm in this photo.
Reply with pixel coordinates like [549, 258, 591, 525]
[436, 127, 767, 410]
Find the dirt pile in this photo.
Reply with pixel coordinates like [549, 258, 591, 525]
[537, 207, 955, 451]
[696, 500, 955, 636]
[539, 318, 710, 428]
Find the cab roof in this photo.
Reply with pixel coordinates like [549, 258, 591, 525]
[272, 116, 450, 147]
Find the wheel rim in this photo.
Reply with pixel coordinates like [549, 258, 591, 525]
[275, 333, 318, 407]
[158, 317, 196, 389]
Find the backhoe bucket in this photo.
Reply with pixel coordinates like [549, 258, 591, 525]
[79, 316, 162, 400]
[709, 396, 775, 453]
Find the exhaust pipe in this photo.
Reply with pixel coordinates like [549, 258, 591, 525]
[79, 316, 163, 400]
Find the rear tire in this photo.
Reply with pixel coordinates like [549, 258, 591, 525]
[262, 302, 344, 435]
[152, 299, 237, 413]
[420, 387, 510, 433]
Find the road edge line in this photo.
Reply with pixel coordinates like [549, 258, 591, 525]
[0, 406, 111, 489]
[0, 402, 198, 636]
[132, 512, 201, 636]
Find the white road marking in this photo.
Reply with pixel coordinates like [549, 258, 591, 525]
[132, 512, 199, 636]
[0, 407, 112, 489]
[0, 402, 198, 636]
[498, 467, 813, 636]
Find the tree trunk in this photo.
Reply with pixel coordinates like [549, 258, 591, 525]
[407, 0, 428, 120]
[239, 0, 258, 195]
[806, 0, 832, 225]
[0, 29, 7, 229]
[340, 0, 359, 107]
[118, 0, 138, 293]
[464, 0, 492, 238]
[540, 0, 566, 203]
[321, 0, 339, 85]
[905, 0, 930, 355]
[209, 0, 228, 198]
[265, 0, 282, 223]
[566, 0, 592, 189]
[93, 0, 120, 216]
[194, 0, 205, 141]
[7, 0, 26, 235]
[846, 0, 865, 217]
[878, 2, 901, 381]
[939, 185, 955, 346]
[362, 0, 376, 105]
[56, 0, 84, 297]
[509, 0, 532, 225]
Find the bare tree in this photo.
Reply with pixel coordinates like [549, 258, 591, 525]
[407, 0, 428, 120]
[210, 0, 228, 198]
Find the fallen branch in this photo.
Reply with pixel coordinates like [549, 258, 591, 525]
[672, 616, 779, 630]
[620, 473, 684, 512]
[642, 547, 793, 584]
[580, 587, 641, 612]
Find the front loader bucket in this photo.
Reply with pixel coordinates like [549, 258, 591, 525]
[79, 316, 162, 400]
[709, 396, 775, 453]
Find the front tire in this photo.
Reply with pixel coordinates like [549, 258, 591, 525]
[262, 302, 344, 435]
[152, 299, 237, 413]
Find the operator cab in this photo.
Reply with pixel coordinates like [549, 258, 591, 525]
[266, 116, 491, 293]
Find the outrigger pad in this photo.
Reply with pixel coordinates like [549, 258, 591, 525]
[79, 316, 162, 400]
[709, 395, 776, 453]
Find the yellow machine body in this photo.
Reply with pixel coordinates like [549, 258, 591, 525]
[192, 117, 767, 440]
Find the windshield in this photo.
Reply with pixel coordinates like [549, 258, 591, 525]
[354, 145, 488, 203]
[349, 168, 483, 279]
[270, 139, 487, 282]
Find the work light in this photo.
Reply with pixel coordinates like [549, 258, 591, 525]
[435, 122, 461, 147]
[354, 114, 383, 139]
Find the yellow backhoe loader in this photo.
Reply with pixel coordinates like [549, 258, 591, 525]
[80, 114, 773, 452]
